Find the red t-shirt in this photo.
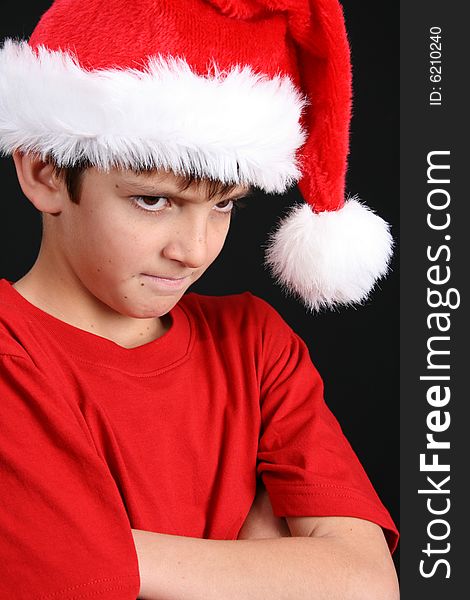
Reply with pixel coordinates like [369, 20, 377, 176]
[0, 279, 398, 599]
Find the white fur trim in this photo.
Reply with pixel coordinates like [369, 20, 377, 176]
[265, 199, 394, 311]
[0, 40, 306, 192]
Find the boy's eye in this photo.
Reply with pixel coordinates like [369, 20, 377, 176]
[132, 196, 169, 212]
[213, 198, 235, 213]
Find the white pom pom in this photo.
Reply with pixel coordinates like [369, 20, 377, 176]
[265, 198, 394, 311]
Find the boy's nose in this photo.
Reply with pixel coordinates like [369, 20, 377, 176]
[162, 220, 209, 269]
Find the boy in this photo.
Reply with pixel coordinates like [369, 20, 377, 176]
[0, 1, 399, 598]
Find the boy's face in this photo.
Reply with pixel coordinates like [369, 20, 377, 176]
[50, 167, 249, 319]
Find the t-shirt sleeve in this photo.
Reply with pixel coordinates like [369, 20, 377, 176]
[0, 354, 140, 599]
[252, 297, 399, 553]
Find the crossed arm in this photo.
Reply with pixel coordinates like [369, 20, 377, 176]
[131, 485, 399, 600]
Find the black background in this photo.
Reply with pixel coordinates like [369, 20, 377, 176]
[0, 0, 399, 568]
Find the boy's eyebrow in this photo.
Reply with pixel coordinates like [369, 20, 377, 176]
[118, 176, 253, 201]
[224, 187, 254, 200]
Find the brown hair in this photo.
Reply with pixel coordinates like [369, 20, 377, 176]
[51, 160, 241, 204]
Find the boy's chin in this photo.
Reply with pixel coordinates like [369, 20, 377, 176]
[123, 293, 185, 319]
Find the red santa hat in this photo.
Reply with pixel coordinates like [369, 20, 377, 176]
[0, 0, 393, 311]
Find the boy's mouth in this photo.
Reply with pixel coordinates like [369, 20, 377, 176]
[141, 273, 191, 291]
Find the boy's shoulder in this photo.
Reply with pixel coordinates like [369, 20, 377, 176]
[177, 290, 298, 357]
[0, 282, 32, 360]
[181, 289, 264, 311]
[179, 290, 291, 332]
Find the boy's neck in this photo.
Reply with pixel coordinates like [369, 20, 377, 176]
[13, 267, 171, 349]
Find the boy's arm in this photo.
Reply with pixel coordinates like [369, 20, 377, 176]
[131, 515, 399, 600]
[0, 354, 140, 599]
[237, 482, 291, 539]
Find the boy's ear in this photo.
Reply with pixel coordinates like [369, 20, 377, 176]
[12, 152, 67, 214]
